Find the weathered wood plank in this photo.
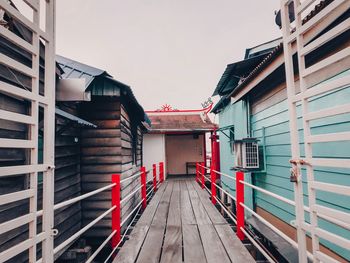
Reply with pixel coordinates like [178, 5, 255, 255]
[186, 181, 211, 225]
[160, 181, 182, 263]
[134, 182, 172, 262]
[160, 225, 182, 263]
[151, 181, 173, 227]
[136, 225, 166, 263]
[113, 225, 149, 263]
[81, 110, 121, 120]
[81, 164, 121, 174]
[191, 181, 227, 225]
[116, 179, 252, 263]
[81, 137, 121, 147]
[198, 224, 231, 263]
[81, 100, 120, 111]
[182, 224, 207, 263]
[166, 181, 181, 227]
[81, 129, 121, 138]
[81, 146, 122, 156]
[81, 155, 122, 164]
[214, 224, 255, 263]
[137, 182, 167, 226]
[180, 181, 196, 225]
[89, 119, 120, 129]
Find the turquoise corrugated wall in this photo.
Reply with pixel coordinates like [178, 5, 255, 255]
[250, 71, 350, 260]
[218, 100, 254, 212]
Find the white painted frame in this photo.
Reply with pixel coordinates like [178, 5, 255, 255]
[281, 0, 350, 262]
[0, 0, 56, 262]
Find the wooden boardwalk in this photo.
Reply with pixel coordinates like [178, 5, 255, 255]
[113, 178, 255, 263]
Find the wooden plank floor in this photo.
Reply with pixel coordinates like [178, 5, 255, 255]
[113, 178, 255, 263]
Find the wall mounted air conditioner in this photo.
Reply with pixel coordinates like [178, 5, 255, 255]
[233, 138, 259, 170]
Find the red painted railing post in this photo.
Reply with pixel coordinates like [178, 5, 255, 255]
[153, 164, 157, 192]
[111, 174, 121, 248]
[236, 171, 245, 240]
[201, 162, 205, 189]
[159, 162, 164, 183]
[141, 166, 147, 209]
[210, 164, 216, 205]
[196, 162, 198, 183]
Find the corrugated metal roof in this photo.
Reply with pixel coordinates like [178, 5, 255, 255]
[55, 108, 97, 127]
[229, 0, 337, 98]
[56, 55, 147, 123]
[212, 48, 278, 97]
[56, 55, 108, 89]
[212, 38, 283, 98]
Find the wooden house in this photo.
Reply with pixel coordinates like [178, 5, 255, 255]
[0, 4, 147, 261]
[212, 1, 350, 262]
[143, 104, 216, 178]
[57, 56, 147, 246]
[0, 6, 95, 261]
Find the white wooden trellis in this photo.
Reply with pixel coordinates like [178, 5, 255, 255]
[0, 0, 56, 262]
[280, 0, 350, 262]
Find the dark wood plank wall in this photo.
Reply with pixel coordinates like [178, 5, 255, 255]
[81, 96, 142, 243]
[53, 102, 82, 255]
[0, 92, 30, 263]
[0, 95, 82, 261]
[80, 97, 143, 244]
[120, 104, 142, 228]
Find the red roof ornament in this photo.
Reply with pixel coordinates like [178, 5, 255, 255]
[156, 104, 179, 112]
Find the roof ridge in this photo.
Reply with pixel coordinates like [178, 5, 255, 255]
[228, 0, 336, 97]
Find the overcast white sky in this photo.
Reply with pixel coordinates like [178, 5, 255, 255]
[55, 0, 281, 111]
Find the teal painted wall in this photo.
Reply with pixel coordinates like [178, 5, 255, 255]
[250, 71, 350, 260]
[218, 100, 254, 212]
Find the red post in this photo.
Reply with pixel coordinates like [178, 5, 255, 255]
[111, 174, 121, 248]
[141, 166, 147, 209]
[195, 162, 198, 183]
[159, 162, 164, 183]
[210, 164, 217, 205]
[201, 162, 205, 189]
[236, 171, 245, 240]
[152, 164, 157, 192]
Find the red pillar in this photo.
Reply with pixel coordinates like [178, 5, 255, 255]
[196, 162, 198, 183]
[210, 164, 217, 205]
[211, 129, 220, 174]
[203, 133, 207, 167]
[111, 174, 121, 248]
[201, 162, 205, 189]
[153, 164, 157, 192]
[159, 162, 164, 183]
[236, 171, 245, 240]
[141, 166, 147, 209]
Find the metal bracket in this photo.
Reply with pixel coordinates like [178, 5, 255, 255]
[52, 229, 59, 236]
[289, 159, 308, 165]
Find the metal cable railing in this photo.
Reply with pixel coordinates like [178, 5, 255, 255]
[34, 162, 165, 263]
[195, 162, 315, 262]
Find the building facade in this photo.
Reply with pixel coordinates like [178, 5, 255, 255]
[143, 104, 216, 178]
[212, 2, 350, 261]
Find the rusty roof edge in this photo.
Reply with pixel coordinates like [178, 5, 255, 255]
[228, 0, 335, 99]
[228, 43, 284, 98]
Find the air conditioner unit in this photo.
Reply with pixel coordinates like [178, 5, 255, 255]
[234, 138, 259, 170]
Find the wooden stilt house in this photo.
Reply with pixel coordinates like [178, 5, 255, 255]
[0, 6, 96, 261]
[57, 56, 147, 245]
[212, 1, 350, 261]
[0, 3, 147, 260]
